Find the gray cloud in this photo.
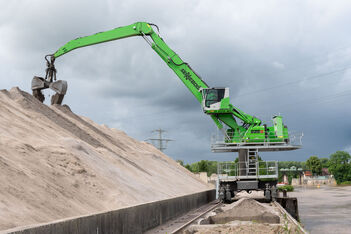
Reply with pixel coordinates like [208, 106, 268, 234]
[1, 0, 351, 163]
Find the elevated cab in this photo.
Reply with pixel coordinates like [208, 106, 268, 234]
[201, 87, 230, 112]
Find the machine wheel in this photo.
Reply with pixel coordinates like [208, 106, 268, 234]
[218, 186, 225, 202]
[225, 190, 231, 202]
[265, 189, 271, 200]
[225, 184, 232, 202]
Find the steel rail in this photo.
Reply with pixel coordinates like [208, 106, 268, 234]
[170, 201, 222, 234]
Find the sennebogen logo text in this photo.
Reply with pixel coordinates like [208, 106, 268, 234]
[181, 68, 200, 90]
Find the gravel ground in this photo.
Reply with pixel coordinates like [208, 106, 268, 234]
[184, 198, 302, 234]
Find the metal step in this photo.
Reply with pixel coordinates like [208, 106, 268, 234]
[247, 148, 259, 176]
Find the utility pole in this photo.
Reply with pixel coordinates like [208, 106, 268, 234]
[146, 128, 173, 152]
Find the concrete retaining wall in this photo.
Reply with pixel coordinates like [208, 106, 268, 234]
[5, 189, 215, 234]
[276, 197, 299, 221]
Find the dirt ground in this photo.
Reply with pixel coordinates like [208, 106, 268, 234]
[210, 198, 281, 224]
[290, 186, 351, 234]
[0, 87, 210, 231]
[186, 198, 301, 234]
[186, 222, 288, 234]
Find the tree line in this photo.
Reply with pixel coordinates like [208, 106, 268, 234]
[299, 151, 351, 184]
[176, 160, 217, 177]
[177, 150, 351, 185]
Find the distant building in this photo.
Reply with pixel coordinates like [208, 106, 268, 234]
[194, 172, 208, 184]
[321, 168, 330, 176]
[304, 171, 312, 177]
[292, 169, 337, 186]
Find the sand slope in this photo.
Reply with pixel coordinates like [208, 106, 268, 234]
[0, 87, 210, 231]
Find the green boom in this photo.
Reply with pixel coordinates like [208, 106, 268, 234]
[54, 22, 208, 102]
[51, 22, 289, 143]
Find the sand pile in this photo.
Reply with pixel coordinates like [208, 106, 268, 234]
[210, 198, 280, 224]
[186, 198, 301, 234]
[0, 87, 210, 231]
[186, 222, 288, 234]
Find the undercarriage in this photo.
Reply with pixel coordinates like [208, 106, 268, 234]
[216, 148, 279, 202]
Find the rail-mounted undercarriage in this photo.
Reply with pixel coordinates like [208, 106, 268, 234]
[214, 132, 303, 202]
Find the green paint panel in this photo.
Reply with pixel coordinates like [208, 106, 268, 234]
[220, 97, 230, 109]
[273, 116, 284, 138]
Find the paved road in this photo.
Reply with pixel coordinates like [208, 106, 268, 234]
[290, 185, 351, 234]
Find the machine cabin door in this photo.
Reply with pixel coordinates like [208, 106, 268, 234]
[201, 88, 227, 111]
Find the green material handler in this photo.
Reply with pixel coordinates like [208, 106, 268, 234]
[32, 22, 289, 144]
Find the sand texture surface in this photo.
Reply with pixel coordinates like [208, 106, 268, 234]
[0, 87, 210, 231]
[186, 222, 289, 234]
[210, 198, 280, 224]
[186, 198, 301, 234]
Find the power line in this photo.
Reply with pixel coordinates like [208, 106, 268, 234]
[236, 65, 351, 98]
[108, 49, 351, 123]
[108, 66, 351, 123]
[261, 43, 351, 78]
[109, 66, 350, 122]
[276, 89, 351, 111]
[145, 128, 174, 152]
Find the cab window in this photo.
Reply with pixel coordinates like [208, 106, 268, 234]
[205, 89, 225, 107]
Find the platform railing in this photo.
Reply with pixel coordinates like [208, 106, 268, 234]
[217, 161, 278, 180]
[211, 130, 303, 152]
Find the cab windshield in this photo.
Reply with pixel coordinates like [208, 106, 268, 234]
[204, 89, 225, 107]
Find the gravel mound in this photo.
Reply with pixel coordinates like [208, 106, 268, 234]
[0, 87, 210, 231]
[186, 222, 287, 234]
[210, 198, 280, 224]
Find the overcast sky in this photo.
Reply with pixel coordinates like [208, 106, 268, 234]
[1, 0, 351, 163]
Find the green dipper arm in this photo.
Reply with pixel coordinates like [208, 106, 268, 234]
[52, 21, 260, 131]
[53, 22, 209, 102]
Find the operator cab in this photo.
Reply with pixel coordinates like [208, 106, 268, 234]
[201, 87, 229, 111]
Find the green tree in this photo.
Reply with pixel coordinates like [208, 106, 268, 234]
[206, 161, 218, 176]
[181, 160, 218, 176]
[198, 160, 208, 172]
[320, 158, 329, 168]
[300, 161, 307, 170]
[306, 156, 322, 175]
[328, 151, 351, 184]
[176, 160, 184, 166]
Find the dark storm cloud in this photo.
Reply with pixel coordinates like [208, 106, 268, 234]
[1, 0, 351, 163]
